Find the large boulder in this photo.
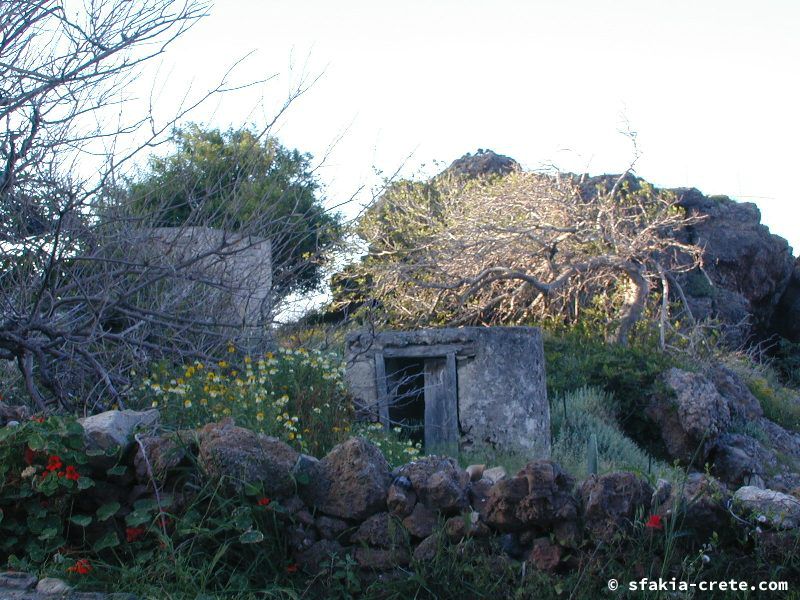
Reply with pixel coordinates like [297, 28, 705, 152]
[394, 456, 470, 514]
[708, 366, 763, 420]
[303, 437, 392, 520]
[514, 461, 577, 528]
[709, 433, 777, 489]
[648, 368, 730, 463]
[80, 409, 160, 453]
[198, 421, 298, 497]
[484, 460, 577, 532]
[580, 472, 652, 542]
[734, 486, 800, 529]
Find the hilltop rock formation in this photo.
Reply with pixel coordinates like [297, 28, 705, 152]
[451, 157, 798, 346]
[674, 188, 795, 342]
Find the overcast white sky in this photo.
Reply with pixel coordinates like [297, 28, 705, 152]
[134, 0, 800, 252]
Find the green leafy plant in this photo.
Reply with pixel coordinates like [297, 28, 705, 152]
[0, 416, 98, 567]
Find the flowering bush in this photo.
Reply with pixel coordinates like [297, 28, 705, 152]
[135, 347, 354, 456]
[353, 422, 423, 468]
[0, 416, 98, 567]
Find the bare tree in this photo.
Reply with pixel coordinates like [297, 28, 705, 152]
[347, 167, 705, 345]
[0, 1, 341, 412]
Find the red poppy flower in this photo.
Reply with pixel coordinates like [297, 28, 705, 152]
[46, 455, 63, 472]
[158, 513, 173, 529]
[24, 447, 36, 465]
[285, 563, 299, 574]
[645, 515, 663, 530]
[65, 465, 80, 481]
[257, 497, 271, 507]
[67, 559, 92, 575]
[126, 526, 146, 543]
[31, 416, 45, 423]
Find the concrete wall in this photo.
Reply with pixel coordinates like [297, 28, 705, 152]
[345, 327, 550, 460]
[139, 226, 272, 328]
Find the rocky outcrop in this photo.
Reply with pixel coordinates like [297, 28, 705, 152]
[708, 366, 763, 420]
[444, 150, 520, 179]
[574, 173, 797, 345]
[675, 190, 794, 336]
[648, 368, 730, 463]
[773, 258, 800, 342]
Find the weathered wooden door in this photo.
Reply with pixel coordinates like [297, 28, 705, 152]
[423, 353, 459, 456]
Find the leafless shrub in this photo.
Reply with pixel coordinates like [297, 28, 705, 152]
[348, 169, 705, 345]
[0, 1, 341, 412]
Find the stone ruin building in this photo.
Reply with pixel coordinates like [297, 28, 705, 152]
[345, 327, 550, 460]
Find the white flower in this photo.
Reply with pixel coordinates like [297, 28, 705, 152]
[21, 466, 36, 479]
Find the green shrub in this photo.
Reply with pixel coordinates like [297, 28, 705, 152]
[772, 338, 800, 388]
[132, 347, 353, 457]
[745, 373, 800, 432]
[550, 387, 675, 481]
[544, 330, 677, 454]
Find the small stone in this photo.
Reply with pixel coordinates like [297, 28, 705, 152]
[288, 524, 317, 552]
[295, 509, 315, 527]
[469, 478, 494, 518]
[387, 482, 417, 517]
[483, 466, 507, 484]
[282, 496, 306, 514]
[396, 457, 469, 514]
[499, 533, 524, 559]
[36, 577, 72, 594]
[296, 539, 343, 574]
[529, 537, 562, 572]
[412, 534, 440, 562]
[402, 503, 438, 539]
[351, 512, 405, 548]
[315, 515, 349, 541]
[354, 546, 410, 570]
[465, 464, 485, 482]
[0, 571, 37, 590]
[444, 511, 489, 543]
